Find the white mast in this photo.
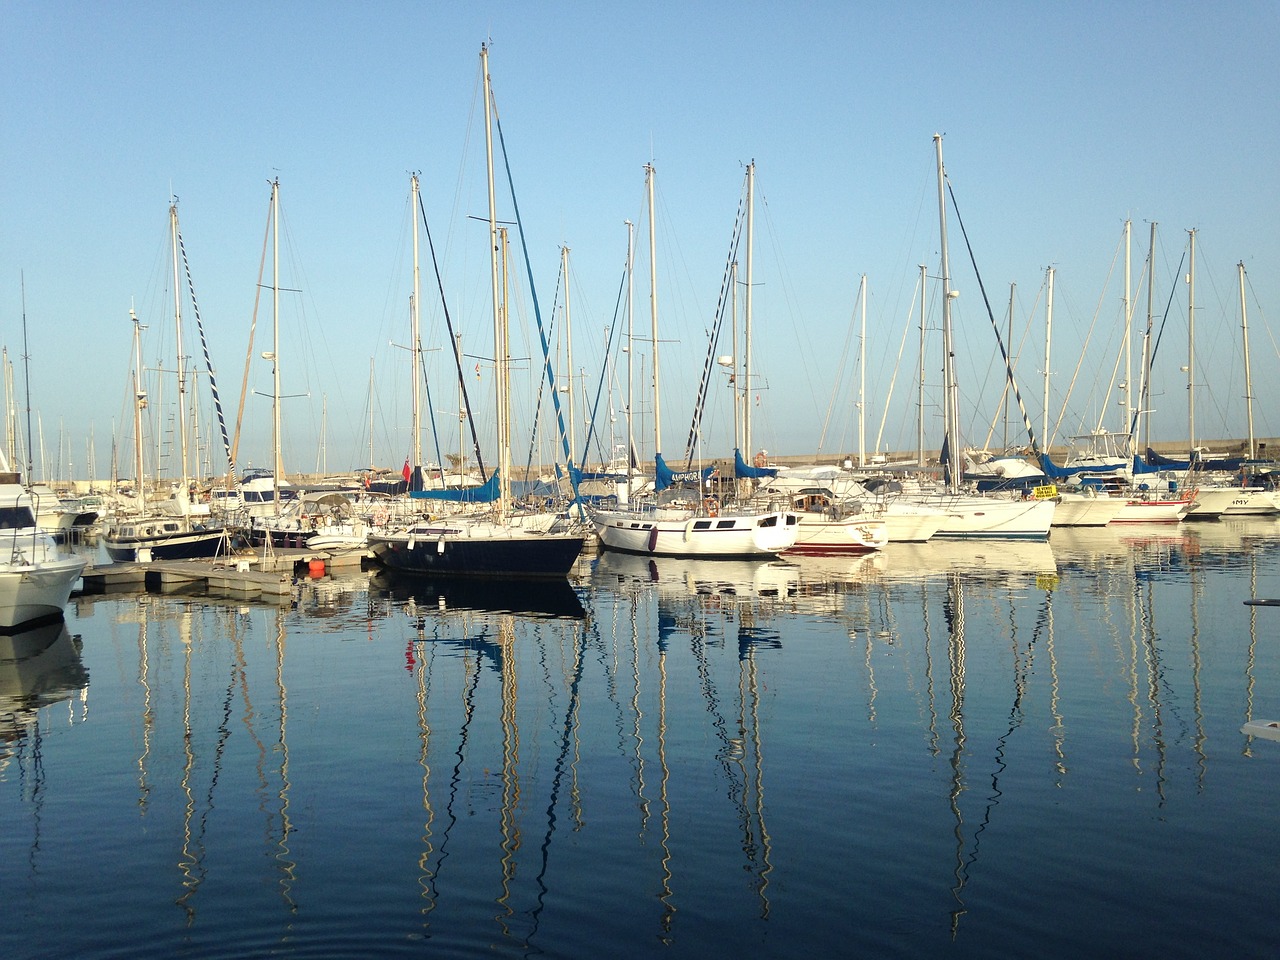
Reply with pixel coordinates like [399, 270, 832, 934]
[858, 273, 867, 468]
[1122, 220, 1132, 452]
[744, 160, 755, 461]
[269, 178, 283, 513]
[918, 262, 926, 467]
[561, 245, 576, 464]
[1239, 261, 1255, 459]
[624, 219, 635, 470]
[411, 172, 422, 477]
[933, 134, 960, 492]
[1043, 266, 1054, 450]
[1139, 221, 1158, 455]
[481, 43, 510, 513]
[646, 162, 661, 460]
[1187, 228, 1196, 462]
[169, 203, 190, 505]
[131, 308, 147, 513]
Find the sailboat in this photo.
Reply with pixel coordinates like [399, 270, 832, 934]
[366, 45, 585, 579]
[916, 135, 1054, 540]
[590, 163, 799, 558]
[104, 208, 229, 563]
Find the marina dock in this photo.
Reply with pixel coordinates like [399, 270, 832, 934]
[78, 548, 366, 601]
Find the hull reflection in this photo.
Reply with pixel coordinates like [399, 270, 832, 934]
[370, 568, 586, 620]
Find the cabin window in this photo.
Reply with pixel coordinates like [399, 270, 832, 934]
[692, 520, 712, 530]
[759, 515, 778, 527]
[716, 520, 735, 529]
[0, 506, 36, 529]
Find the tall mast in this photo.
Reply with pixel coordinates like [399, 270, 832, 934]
[410, 173, 422, 476]
[268, 179, 284, 512]
[562, 245, 576, 463]
[1043, 266, 1054, 450]
[730, 259, 740, 452]
[1004, 282, 1015, 449]
[918, 263, 926, 467]
[170, 203, 190, 493]
[624, 219, 635, 467]
[933, 134, 960, 492]
[131, 308, 147, 513]
[646, 162, 661, 458]
[858, 273, 867, 468]
[1122, 220, 1132, 451]
[1140, 221, 1158, 453]
[1239, 261, 1255, 459]
[1187, 228, 1196, 462]
[481, 43, 509, 512]
[367, 358, 375, 471]
[744, 160, 755, 461]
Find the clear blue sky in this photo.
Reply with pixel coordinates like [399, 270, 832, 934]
[3, 1, 1278, 481]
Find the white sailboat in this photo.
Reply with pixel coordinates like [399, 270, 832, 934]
[590, 162, 799, 558]
[924, 134, 1054, 540]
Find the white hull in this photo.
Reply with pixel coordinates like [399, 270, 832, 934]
[785, 514, 888, 554]
[592, 507, 799, 558]
[925, 495, 1055, 540]
[1184, 486, 1278, 518]
[1051, 493, 1128, 527]
[0, 556, 86, 629]
[1111, 497, 1191, 523]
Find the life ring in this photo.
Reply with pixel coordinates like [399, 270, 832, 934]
[373, 508, 389, 526]
[753, 451, 767, 469]
[703, 497, 719, 518]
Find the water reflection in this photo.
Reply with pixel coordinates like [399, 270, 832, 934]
[4, 522, 1280, 957]
[0, 618, 87, 762]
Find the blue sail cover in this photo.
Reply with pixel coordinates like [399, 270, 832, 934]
[1145, 447, 1246, 472]
[654, 453, 715, 492]
[568, 465, 630, 485]
[1038, 453, 1128, 480]
[410, 471, 500, 502]
[1132, 454, 1161, 476]
[734, 448, 778, 480]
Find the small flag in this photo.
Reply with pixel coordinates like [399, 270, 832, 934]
[475, 362, 481, 380]
[402, 459, 411, 482]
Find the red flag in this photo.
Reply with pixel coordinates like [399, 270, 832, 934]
[402, 459, 411, 481]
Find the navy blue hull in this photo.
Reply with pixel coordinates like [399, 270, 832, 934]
[368, 532, 584, 579]
[104, 529, 229, 563]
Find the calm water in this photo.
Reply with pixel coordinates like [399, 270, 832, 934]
[4, 521, 1280, 959]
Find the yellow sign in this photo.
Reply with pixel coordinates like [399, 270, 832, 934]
[1032, 484, 1058, 500]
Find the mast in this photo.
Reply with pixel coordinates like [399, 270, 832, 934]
[858, 273, 867, 468]
[561, 245, 576, 464]
[646, 162, 661, 459]
[131, 308, 147, 513]
[1187, 228, 1196, 463]
[411, 173, 422, 477]
[918, 263, 926, 467]
[1122, 220, 1132, 452]
[1239, 261, 1255, 459]
[1043, 267, 1054, 450]
[730, 259, 740, 453]
[271, 178, 283, 513]
[170, 203, 190, 498]
[1004, 283, 1014, 450]
[481, 43, 509, 513]
[624, 219, 635, 468]
[1139, 221, 1158, 454]
[933, 134, 960, 493]
[744, 160, 755, 461]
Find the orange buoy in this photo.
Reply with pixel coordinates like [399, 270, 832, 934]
[308, 559, 326, 578]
